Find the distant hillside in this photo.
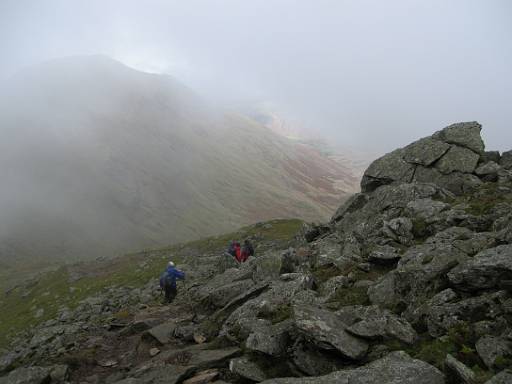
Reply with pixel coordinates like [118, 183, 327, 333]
[0, 55, 359, 265]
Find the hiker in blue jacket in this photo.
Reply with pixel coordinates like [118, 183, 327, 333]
[159, 261, 185, 303]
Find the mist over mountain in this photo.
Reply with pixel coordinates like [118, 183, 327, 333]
[0, 55, 359, 265]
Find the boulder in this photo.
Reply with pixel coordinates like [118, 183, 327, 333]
[144, 321, 177, 344]
[426, 291, 508, 337]
[444, 354, 476, 384]
[475, 336, 512, 370]
[402, 137, 451, 166]
[245, 321, 290, 356]
[432, 121, 484, 153]
[229, 357, 267, 382]
[290, 341, 345, 376]
[435, 146, 480, 175]
[382, 217, 413, 245]
[500, 150, 512, 170]
[292, 305, 368, 360]
[0, 366, 51, 384]
[336, 305, 417, 345]
[258, 351, 444, 384]
[481, 151, 501, 164]
[484, 370, 512, 384]
[475, 161, 501, 181]
[361, 148, 416, 192]
[368, 245, 401, 265]
[448, 244, 512, 291]
[414, 167, 482, 195]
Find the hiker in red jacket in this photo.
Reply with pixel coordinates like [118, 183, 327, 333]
[234, 241, 242, 263]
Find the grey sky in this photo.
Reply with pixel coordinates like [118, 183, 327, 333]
[1, 0, 511, 152]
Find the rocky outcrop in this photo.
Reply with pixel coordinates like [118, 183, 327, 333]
[361, 121, 487, 194]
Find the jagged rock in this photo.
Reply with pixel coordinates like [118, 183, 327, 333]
[368, 245, 401, 265]
[500, 150, 512, 170]
[432, 121, 484, 153]
[0, 366, 51, 384]
[436, 146, 480, 175]
[475, 335, 512, 369]
[229, 357, 267, 382]
[321, 275, 352, 299]
[182, 369, 219, 384]
[111, 377, 141, 384]
[413, 167, 482, 195]
[369, 241, 468, 314]
[292, 305, 368, 360]
[402, 137, 451, 166]
[481, 151, 501, 164]
[245, 320, 290, 356]
[290, 341, 344, 376]
[144, 321, 177, 344]
[259, 351, 444, 384]
[484, 370, 512, 383]
[475, 161, 501, 181]
[405, 198, 450, 221]
[331, 193, 369, 223]
[448, 244, 512, 291]
[336, 305, 417, 345]
[426, 291, 508, 337]
[445, 354, 476, 384]
[361, 148, 416, 192]
[382, 217, 413, 245]
[303, 224, 330, 243]
[203, 279, 255, 309]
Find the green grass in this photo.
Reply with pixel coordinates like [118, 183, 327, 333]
[0, 219, 303, 349]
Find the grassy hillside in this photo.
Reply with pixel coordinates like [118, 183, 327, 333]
[0, 56, 358, 266]
[0, 219, 303, 349]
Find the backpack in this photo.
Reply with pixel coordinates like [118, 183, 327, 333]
[159, 271, 173, 288]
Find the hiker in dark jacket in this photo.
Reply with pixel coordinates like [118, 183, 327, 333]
[226, 240, 237, 257]
[240, 239, 254, 262]
[159, 261, 185, 303]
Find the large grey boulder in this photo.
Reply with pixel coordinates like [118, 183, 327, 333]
[245, 320, 291, 356]
[426, 291, 508, 337]
[361, 148, 416, 192]
[448, 244, 512, 291]
[413, 167, 482, 195]
[475, 335, 512, 370]
[444, 354, 476, 384]
[435, 146, 480, 174]
[402, 137, 451, 166]
[292, 305, 368, 360]
[484, 370, 512, 384]
[475, 161, 501, 181]
[0, 366, 51, 384]
[258, 351, 445, 384]
[336, 305, 417, 344]
[360, 122, 485, 194]
[290, 342, 345, 376]
[229, 357, 267, 382]
[369, 242, 468, 313]
[500, 150, 512, 170]
[432, 121, 484, 153]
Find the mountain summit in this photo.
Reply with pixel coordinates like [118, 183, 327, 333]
[0, 56, 359, 265]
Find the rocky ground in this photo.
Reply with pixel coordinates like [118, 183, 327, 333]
[1, 121, 512, 384]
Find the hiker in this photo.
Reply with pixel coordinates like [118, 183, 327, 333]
[226, 240, 237, 257]
[159, 261, 185, 303]
[234, 241, 242, 263]
[240, 239, 254, 262]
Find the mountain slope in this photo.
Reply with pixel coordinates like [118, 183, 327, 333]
[0, 55, 359, 264]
